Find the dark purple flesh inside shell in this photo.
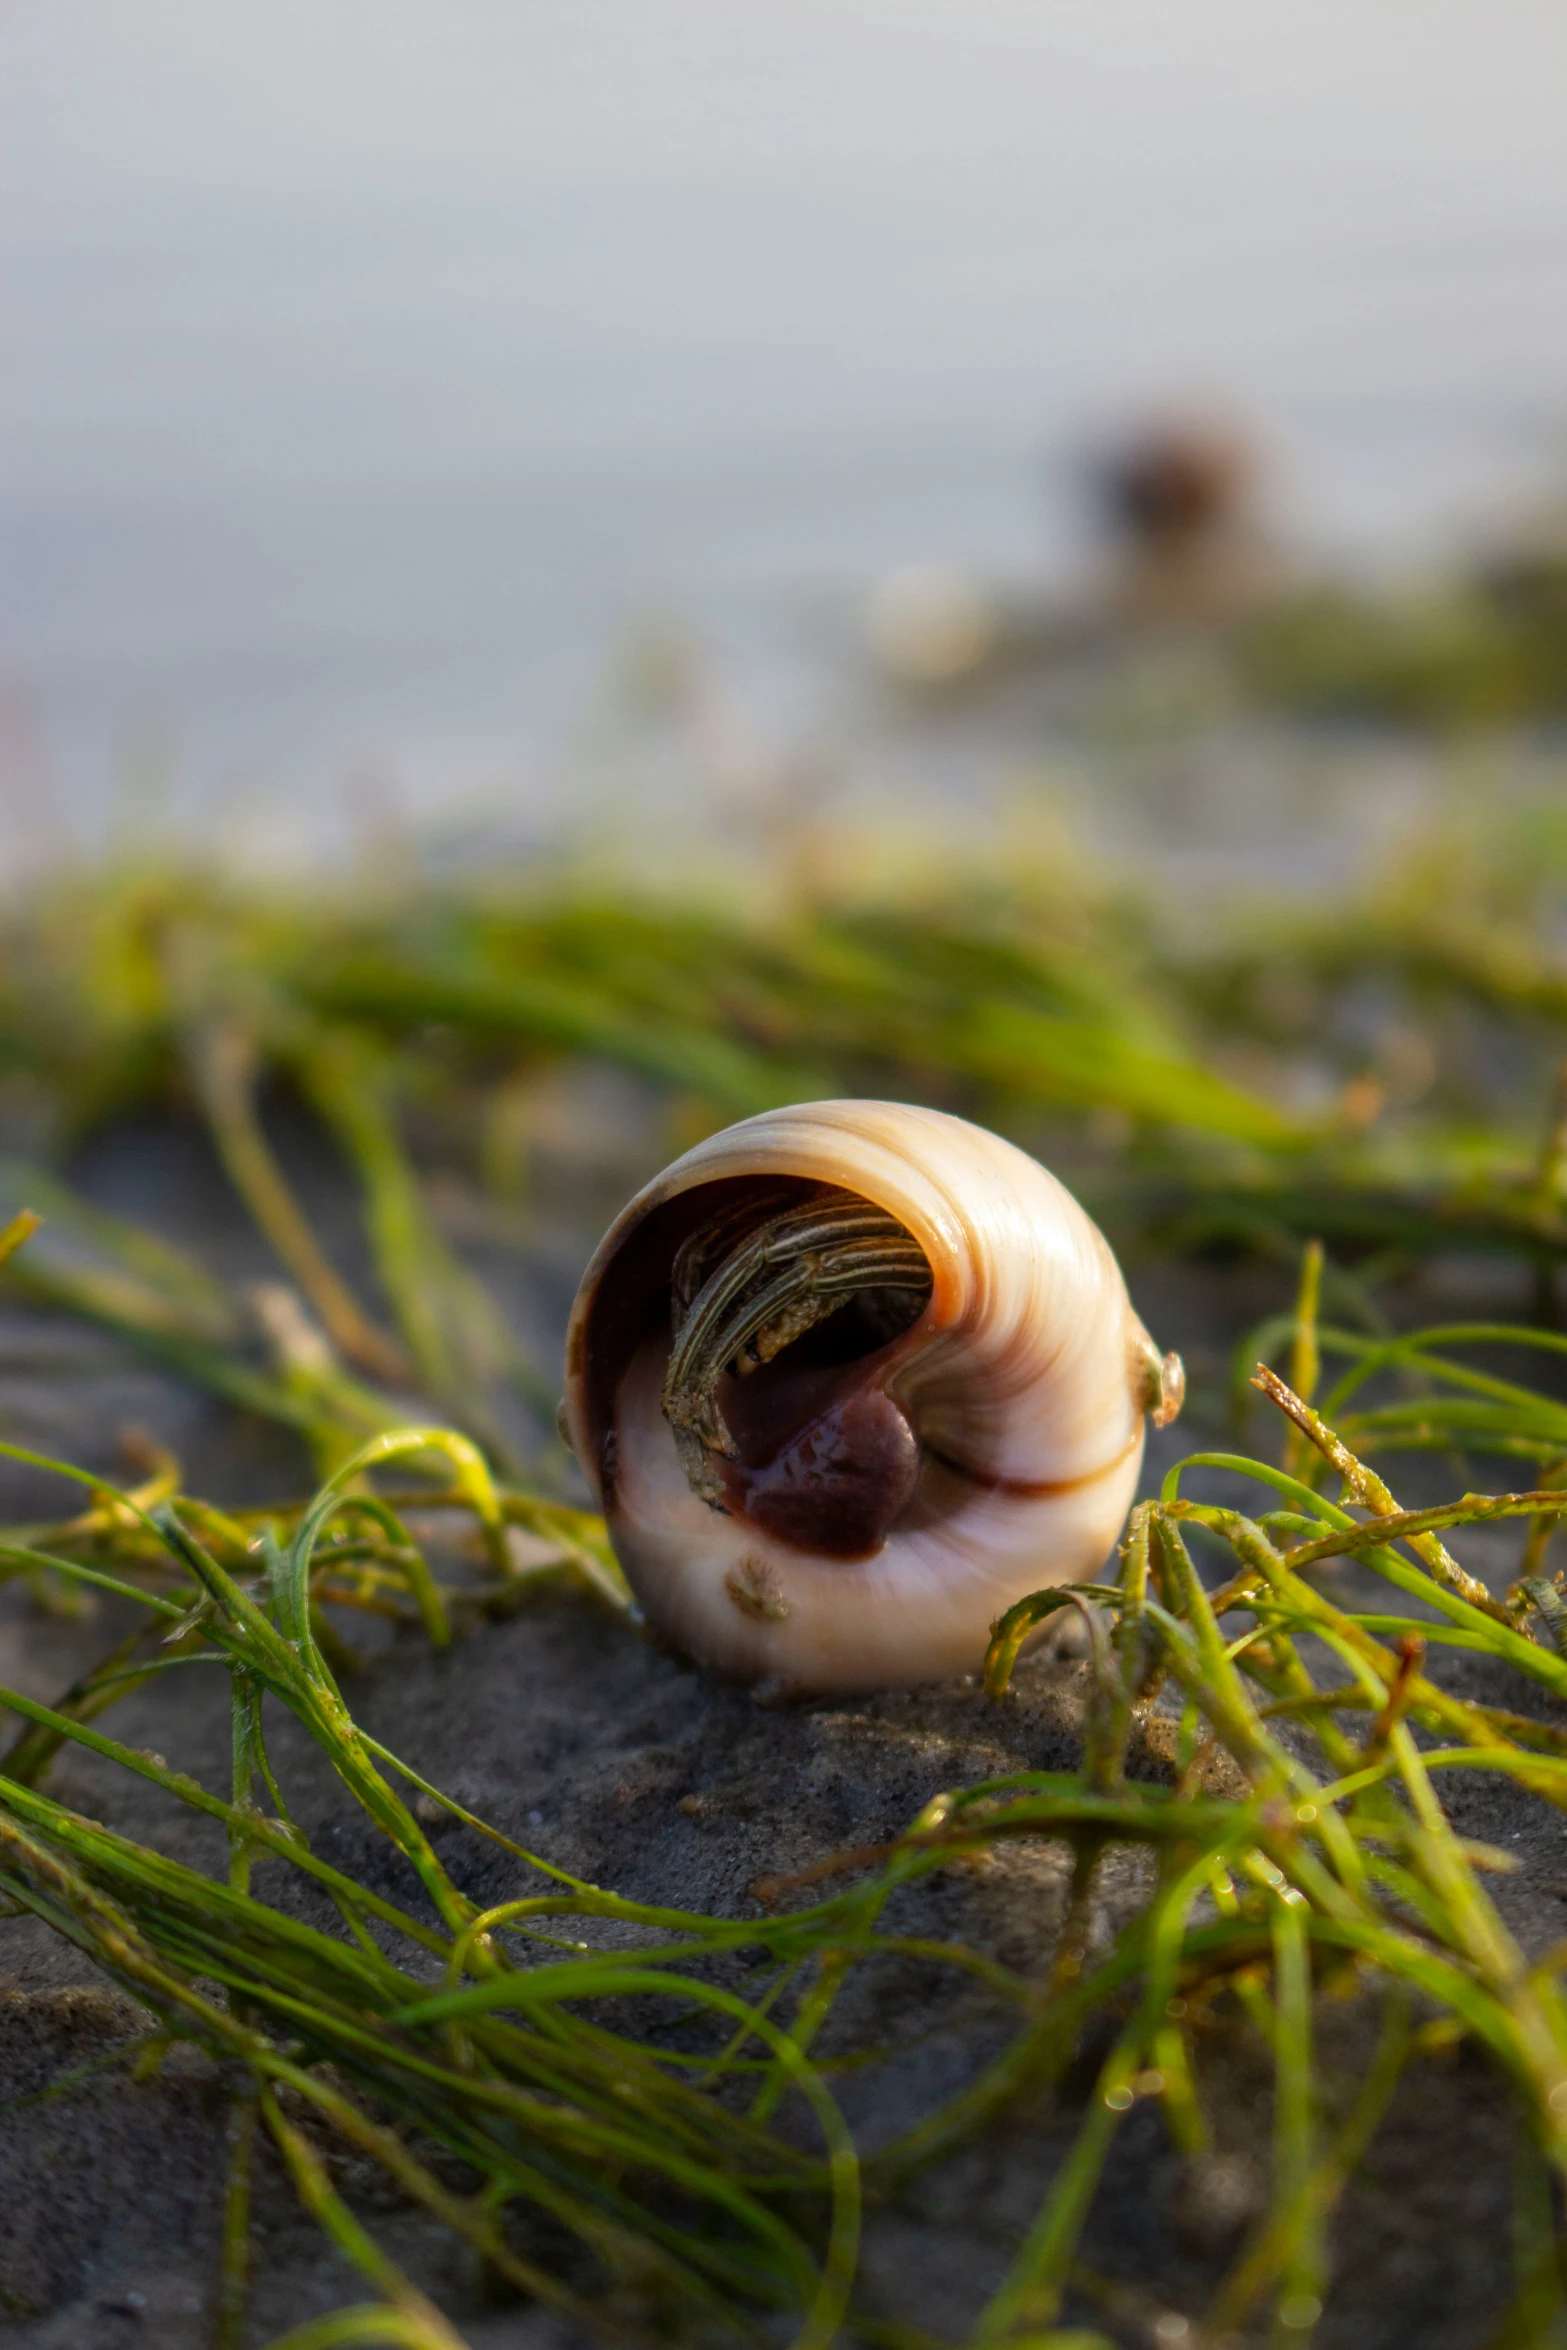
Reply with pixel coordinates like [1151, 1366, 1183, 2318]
[711, 1314, 923, 1559]
[720, 1381, 920, 1558]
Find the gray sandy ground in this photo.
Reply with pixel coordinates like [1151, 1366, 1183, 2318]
[0, 1096, 1560, 2347]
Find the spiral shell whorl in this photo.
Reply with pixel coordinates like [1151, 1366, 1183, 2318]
[563, 1101, 1168, 1691]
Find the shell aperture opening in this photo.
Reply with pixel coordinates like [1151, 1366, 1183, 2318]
[563, 1101, 1181, 1691]
[660, 1183, 933, 1553]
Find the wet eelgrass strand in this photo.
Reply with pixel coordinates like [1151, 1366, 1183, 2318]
[19, 813, 1567, 1439]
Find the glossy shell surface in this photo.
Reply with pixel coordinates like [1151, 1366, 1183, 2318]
[563, 1100, 1168, 1690]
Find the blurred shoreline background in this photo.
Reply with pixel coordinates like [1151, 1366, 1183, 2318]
[5, 0, 1567, 876]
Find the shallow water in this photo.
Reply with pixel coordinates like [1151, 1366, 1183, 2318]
[3, 0, 1567, 852]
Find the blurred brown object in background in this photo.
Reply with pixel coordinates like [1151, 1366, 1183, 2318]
[1093, 415, 1273, 619]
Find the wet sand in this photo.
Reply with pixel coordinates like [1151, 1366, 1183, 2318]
[0, 1105, 1558, 2347]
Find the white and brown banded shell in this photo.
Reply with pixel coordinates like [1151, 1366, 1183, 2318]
[562, 1100, 1181, 1692]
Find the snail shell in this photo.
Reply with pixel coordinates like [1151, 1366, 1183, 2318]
[562, 1101, 1181, 1692]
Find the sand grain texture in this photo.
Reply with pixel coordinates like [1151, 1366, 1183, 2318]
[0, 1114, 1552, 2346]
